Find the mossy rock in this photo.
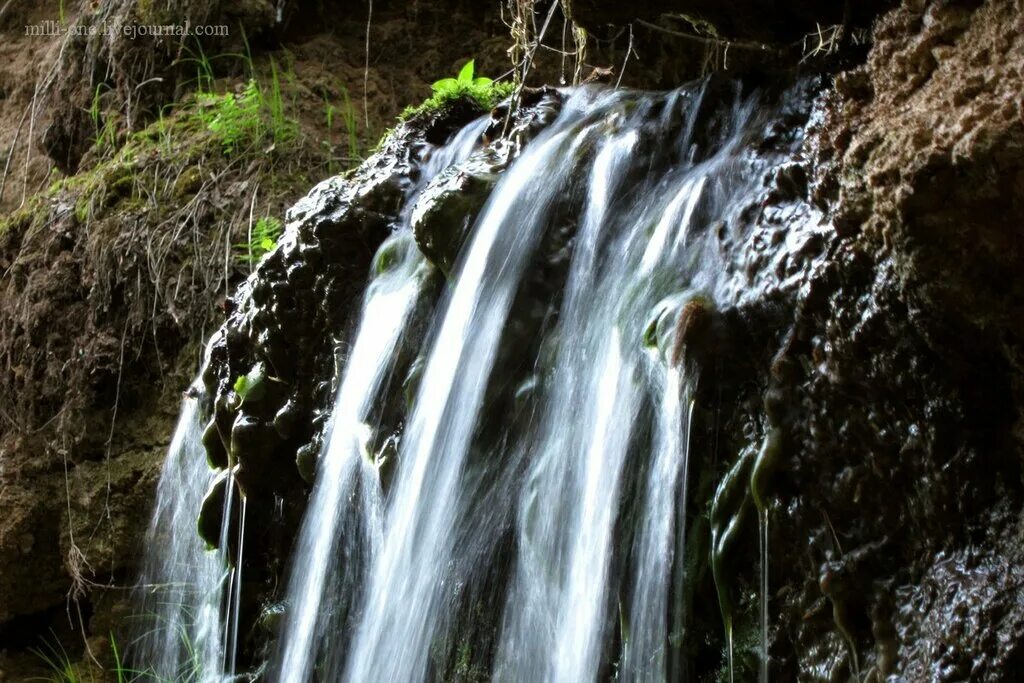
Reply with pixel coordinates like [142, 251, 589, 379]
[173, 166, 204, 198]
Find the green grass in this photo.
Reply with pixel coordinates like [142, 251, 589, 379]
[195, 80, 265, 155]
[326, 84, 362, 161]
[31, 635, 78, 682]
[31, 632, 144, 683]
[32, 626, 208, 683]
[175, 39, 298, 157]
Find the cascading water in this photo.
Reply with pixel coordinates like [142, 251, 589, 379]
[622, 367, 693, 682]
[158, 77, 819, 682]
[495, 87, 757, 682]
[273, 245, 421, 683]
[132, 370, 238, 682]
[274, 119, 488, 683]
[343, 108, 589, 683]
[494, 116, 645, 682]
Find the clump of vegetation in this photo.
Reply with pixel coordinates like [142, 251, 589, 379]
[400, 60, 514, 121]
[196, 80, 266, 154]
[32, 632, 135, 683]
[31, 628, 206, 683]
[195, 72, 297, 155]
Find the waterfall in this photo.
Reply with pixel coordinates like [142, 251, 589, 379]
[274, 119, 488, 683]
[343, 105, 587, 683]
[132, 378, 232, 682]
[273, 249, 423, 683]
[148, 78, 815, 682]
[494, 118, 643, 682]
[494, 86, 755, 682]
[622, 368, 693, 682]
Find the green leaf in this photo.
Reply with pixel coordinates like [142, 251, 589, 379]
[233, 362, 266, 404]
[431, 77, 459, 93]
[457, 60, 475, 84]
[473, 77, 493, 87]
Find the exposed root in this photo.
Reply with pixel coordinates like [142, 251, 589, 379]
[364, 0, 374, 129]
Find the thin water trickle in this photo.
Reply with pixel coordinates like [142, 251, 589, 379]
[132, 378, 231, 683]
[223, 494, 247, 679]
[759, 510, 770, 683]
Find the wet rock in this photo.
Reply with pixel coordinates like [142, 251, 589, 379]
[411, 155, 503, 276]
[203, 417, 229, 469]
[408, 89, 563, 277]
[258, 602, 287, 635]
[273, 398, 301, 439]
[893, 530, 1024, 680]
[230, 413, 281, 476]
[670, 295, 716, 366]
[197, 468, 241, 552]
[295, 442, 318, 485]
[375, 434, 400, 494]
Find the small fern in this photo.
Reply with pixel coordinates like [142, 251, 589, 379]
[234, 216, 283, 265]
[197, 80, 264, 155]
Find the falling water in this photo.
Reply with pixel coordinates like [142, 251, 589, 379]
[220, 484, 246, 681]
[494, 117, 642, 682]
[343, 104, 589, 683]
[622, 367, 693, 682]
[164, 79, 817, 682]
[753, 422, 783, 683]
[759, 510, 770, 683]
[274, 251, 423, 683]
[132, 379, 231, 682]
[274, 119, 488, 682]
[496, 86, 754, 682]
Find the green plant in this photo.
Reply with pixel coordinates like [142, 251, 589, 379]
[31, 632, 149, 683]
[88, 83, 119, 152]
[31, 634, 79, 682]
[179, 43, 217, 94]
[234, 215, 283, 265]
[431, 60, 494, 98]
[337, 85, 361, 161]
[175, 40, 301, 157]
[196, 80, 263, 154]
[399, 60, 514, 121]
[323, 85, 363, 173]
[233, 362, 267, 406]
[123, 610, 208, 683]
[265, 57, 298, 146]
[193, 67, 299, 155]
